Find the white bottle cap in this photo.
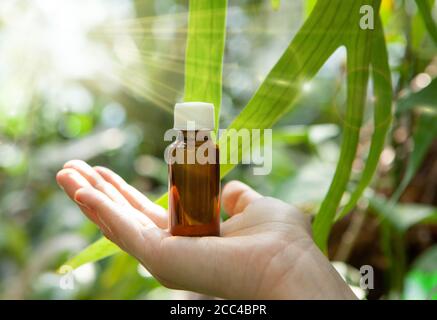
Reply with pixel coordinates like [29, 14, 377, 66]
[174, 102, 215, 130]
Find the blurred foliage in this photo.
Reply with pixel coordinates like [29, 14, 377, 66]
[404, 245, 437, 299]
[0, 0, 436, 299]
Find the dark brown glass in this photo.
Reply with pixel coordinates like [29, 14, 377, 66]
[168, 130, 220, 236]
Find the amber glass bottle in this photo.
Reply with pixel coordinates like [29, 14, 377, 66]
[168, 102, 220, 236]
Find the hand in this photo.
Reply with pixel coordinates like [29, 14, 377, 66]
[56, 160, 356, 299]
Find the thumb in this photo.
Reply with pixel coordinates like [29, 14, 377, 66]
[222, 180, 262, 216]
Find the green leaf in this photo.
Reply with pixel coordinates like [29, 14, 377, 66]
[220, 0, 356, 177]
[337, 16, 393, 220]
[313, 1, 382, 252]
[393, 70, 437, 203]
[397, 78, 437, 113]
[304, 0, 317, 17]
[61, 237, 120, 271]
[415, 0, 437, 45]
[183, 0, 227, 130]
[273, 124, 339, 146]
[154, 192, 169, 209]
[390, 111, 437, 203]
[370, 196, 437, 232]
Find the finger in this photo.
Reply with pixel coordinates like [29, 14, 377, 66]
[222, 180, 262, 216]
[72, 187, 180, 290]
[62, 161, 162, 230]
[94, 166, 167, 228]
[74, 187, 166, 261]
[57, 168, 92, 200]
[64, 160, 129, 206]
[56, 168, 99, 224]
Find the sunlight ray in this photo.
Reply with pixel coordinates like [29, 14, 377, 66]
[109, 5, 265, 26]
[109, 66, 176, 113]
[123, 47, 238, 69]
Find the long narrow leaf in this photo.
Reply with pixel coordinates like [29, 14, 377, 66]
[183, 0, 227, 130]
[313, 0, 380, 252]
[415, 0, 437, 45]
[390, 111, 437, 203]
[370, 196, 437, 232]
[397, 78, 437, 113]
[220, 0, 353, 176]
[60, 237, 121, 270]
[337, 16, 393, 220]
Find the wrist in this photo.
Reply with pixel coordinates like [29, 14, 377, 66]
[267, 241, 357, 300]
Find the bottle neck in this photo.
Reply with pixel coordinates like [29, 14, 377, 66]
[178, 130, 213, 143]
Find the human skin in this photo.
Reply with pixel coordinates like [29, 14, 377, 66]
[56, 160, 356, 300]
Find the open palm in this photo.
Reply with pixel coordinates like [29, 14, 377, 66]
[57, 160, 355, 299]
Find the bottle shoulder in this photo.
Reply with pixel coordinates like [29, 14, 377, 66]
[168, 138, 218, 149]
